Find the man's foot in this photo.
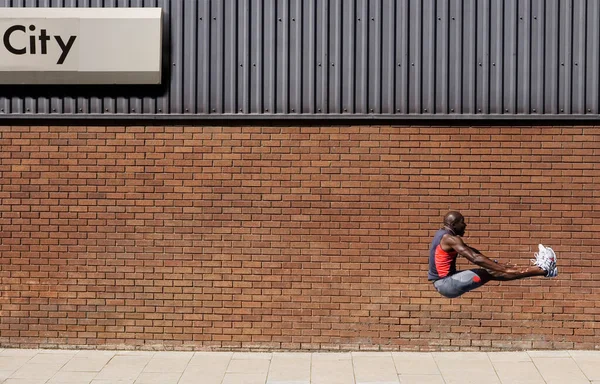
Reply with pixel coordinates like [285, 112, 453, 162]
[532, 244, 558, 278]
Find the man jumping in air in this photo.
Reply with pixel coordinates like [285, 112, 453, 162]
[428, 211, 558, 298]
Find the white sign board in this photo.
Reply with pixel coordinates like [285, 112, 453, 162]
[0, 8, 162, 84]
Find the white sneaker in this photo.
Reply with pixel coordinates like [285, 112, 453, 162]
[532, 244, 558, 277]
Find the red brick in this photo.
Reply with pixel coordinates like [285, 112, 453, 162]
[0, 125, 597, 352]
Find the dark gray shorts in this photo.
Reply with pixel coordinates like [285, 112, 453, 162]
[433, 269, 491, 298]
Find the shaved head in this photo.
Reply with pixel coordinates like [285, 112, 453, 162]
[444, 211, 463, 226]
[443, 211, 466, 236]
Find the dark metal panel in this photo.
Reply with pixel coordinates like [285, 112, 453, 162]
[329, 0, 342, 114]
[6, 112, 600, 121]
[210, 0, 224, 114]
[408, 0, 422, 114]
[517, 0, 531, 114]
[558, 0, 573, 114]
[252, 0, 263, 114]
[476, 0, 486, 113]
[367, 0, 381, 114]
[301, 0, 315, 113]
[503, 0, 517, 114]
[263, 0, 275, 114]
[224, 0, 238, 113]
[545, 0, 559, 114]
[276, 0, 289, 114]
[448, 0, 463, 114]
[381, 0, 394, 114]
[395, 0, 408, 114]
[315, 0, 327, 114]
[341, 0, 354, 113]
[289, 0, 300, 114]
[422, 0, 435, 114]
[355, 0, 367, 114]
[435, 0, 449, 114]
[239, 0, 251, 113]
[586, 0, 599, 114]
[1, 0, 600, 120]
[531, 0, 545, 114]
[183, 0, 198, 114]
[197, 0, 210, 114]
[489, 0, 503, 114]
[572, 0, 586, 114]
[457, 0, 476, 114]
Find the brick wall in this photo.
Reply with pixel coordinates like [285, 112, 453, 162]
[0, 125, 598, 351]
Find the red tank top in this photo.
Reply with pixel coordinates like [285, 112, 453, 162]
[428, 229, 458, 280]
[434, 244, 457, 278]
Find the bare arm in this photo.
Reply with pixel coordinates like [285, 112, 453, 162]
[441, 234, 520, 276]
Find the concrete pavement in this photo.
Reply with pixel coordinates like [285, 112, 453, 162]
[0, 348, 599, 384]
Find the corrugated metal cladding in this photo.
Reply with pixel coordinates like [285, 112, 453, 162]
[1, 0, 600, 120]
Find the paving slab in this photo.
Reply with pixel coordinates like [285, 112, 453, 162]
[115, 351, 155, 356]
[74, 351, 117, 359]
[222, 372, 269, 384]
[433, 352, 500, 384]
[232, 352, 273, 360]
[0, 350, 38, 357]
[312, 353, 352, 361]
[27, 352, 74, 366]
[61, 356, 114, 372]
[311, 355, 355, 384]
[90, 379, 135, 384]
[0, 357, 30, 371]
[352, 352, 399, 384]
[492, 361, 545, 384]
[226, 358, 271, 375]
[570, 350, 600, 381]
[0, 348, 597, 384]
[10, 364, 61, 380]
[266, 353, 311, 384]
[46, 371, 97, 384]
[487, 351, 532, 362]
[188, 351, 233, 366]
[178, 366, 225, 384]
[141, 352, 192, 373]
[0, 370, 17, 382]
[92, 363, 146, 382]
[178, 357, 230, 384]
[397, 375, 445, 384]
[4, 379, 49, 384]
[133, 372, 182, 384]
[102, 354, 153, 368]
[392, 352, 440, 375]
[202, 353, 270, 384]
[527, 350, 571, 358]
[90, 370, 140, 382]
[530, 356, 591, 384]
